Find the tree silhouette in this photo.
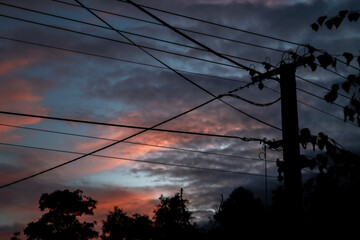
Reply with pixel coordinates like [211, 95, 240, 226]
[303, 147, 360, 226]
[101, 206, 153, 240]
[212, 187, 265, 236]
[23, 189, 98, 240]
[153, 189, 198, 240]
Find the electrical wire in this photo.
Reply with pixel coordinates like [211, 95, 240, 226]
[0, 123, 275, 163]
[0, 14, 261, 69]
[117, 0, 300, 46]
[119, 0, 360, 71]
[74, 0, 281, 131]
[52, 0, 360, 71]
[0, 110, 266, 142]
[220, 94, 281, 107]
[0, 35, 247, 85]
[0, 2, 267, 64]
[0, 96, 217, 189]
[0, 142, 277, 181]
[0, 36, 350, 128]
[296, 88, 345, 109]
[296, 76, 352, 101]
[51, 0, 285, 53]
[124, 0, 255, 73]
[3, 2, 349, 103]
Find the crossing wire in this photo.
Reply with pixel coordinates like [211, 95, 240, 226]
[0, 142, 277, 178]
[0, 2, 267, 64]
[0, 14, 262, 69]
[51, 0, 285, 53]
[0, 36, 352, 128]
[0, 110, 266, 142]
[73, 0, 281, 131]
[0, 123, 274, 163]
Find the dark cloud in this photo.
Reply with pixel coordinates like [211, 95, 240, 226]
[1, 0, 360, 237]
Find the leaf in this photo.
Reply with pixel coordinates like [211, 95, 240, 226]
[317, 139, 325, 151]
[307, 46, 316, 54]
[310, 135, 317, 151]
[344, 106, 355, 122]
[332, 16, 343, 28]
[331, 58, 337, 69]
[343, 52, 354, 66]
[338, 10, 348, 20]
[262, 62, 271, 71]
[324, 91, 338, 103]
[318, 132, 328, 141]
[317, 53, 333, 69]
[332, 83, 339, 92]
[325, 18, 334, 29]
[356, 75, 360, 85]
[348, 12, 360, 22]
[310, 62, 317, 72]
[347, 74, 356, 84]
[342, 81, 351, 93]
[317, 15, 327, 26]
[311, 23, 319, 31]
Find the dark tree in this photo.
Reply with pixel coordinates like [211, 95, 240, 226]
[303, 149, 360, 227]
[101, 207, 132, 240]
[23, 189, 98, 240]
[101, 206, 153, 240]
[153, 189, 197, 240]
[213, 187, 265, 235]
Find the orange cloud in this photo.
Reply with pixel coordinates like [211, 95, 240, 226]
[0, 78, 48, 135]
[0, 56, 40, 77]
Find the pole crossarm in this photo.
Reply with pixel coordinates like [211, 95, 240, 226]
[251, 55, 314, 83]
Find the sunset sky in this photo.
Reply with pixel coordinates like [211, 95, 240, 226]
[1, 0, 360, 238]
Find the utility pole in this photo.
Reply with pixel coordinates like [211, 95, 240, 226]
[252, 56, 310, 224]
[279, 63, 303, 224]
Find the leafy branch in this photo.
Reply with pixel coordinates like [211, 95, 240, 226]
[311, 10, 360, 31]
[276, 128, 353, 181]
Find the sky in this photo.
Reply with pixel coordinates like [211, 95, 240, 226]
[0, 0, 360, 238]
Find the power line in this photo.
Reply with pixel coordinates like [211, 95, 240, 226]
[0, 96, 218, 189]
[0, 2, 268, 64]
[0, 123, 274, 163]
[117, 0, 300, 46]
[0, 36, 349, 128]
[296, 88, 345, 109]
[119, 0, 360, 71]
[124, 0, 254, 72]
[51, 0, 285, 53]
[74, 0, 281, 131]
[0, 35, 247, 85]
[4, 2, 347, 105]
[0, 110, 266, 142]
[52, 0, 360, 71]
[296, 75, 352, 101]
[0, 14, 261, 69]
[0, 142, 277, 180]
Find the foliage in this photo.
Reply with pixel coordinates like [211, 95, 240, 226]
[101, 207, 153, 240]
[23, 189, 98, 240]
[213, 187, 264, 231]
[308, 10, 360, 126]
[153, 189, 198, 240]
[311, 10, 360, 31]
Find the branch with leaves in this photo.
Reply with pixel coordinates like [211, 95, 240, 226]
[311, 10, 360, 31]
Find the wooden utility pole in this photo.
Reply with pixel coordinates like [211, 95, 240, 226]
[252, 58, 308, 224]
[279, 63, 303, 223]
